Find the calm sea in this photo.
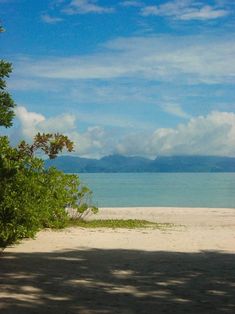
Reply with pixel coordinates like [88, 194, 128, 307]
[78, 173, 235, 208]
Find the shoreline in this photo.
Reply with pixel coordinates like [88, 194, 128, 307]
[98, 206, 235, 210]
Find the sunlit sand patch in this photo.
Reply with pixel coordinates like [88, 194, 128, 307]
[112, 269, 136, 278]
[208, 290, 227, 296]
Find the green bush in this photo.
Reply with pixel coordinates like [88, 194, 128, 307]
[0, 136, 97, 248]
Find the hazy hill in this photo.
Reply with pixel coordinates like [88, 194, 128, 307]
[45, 155, 235, 173]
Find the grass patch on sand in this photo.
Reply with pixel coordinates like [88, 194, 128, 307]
[67, 219, 174, 229]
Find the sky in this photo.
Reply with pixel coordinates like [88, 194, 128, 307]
[0, 0, 235, 158]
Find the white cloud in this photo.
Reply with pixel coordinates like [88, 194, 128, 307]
[116, 111, 235, 157]
[179, 5, 229, 20]
[14, 35, 235, 84]
[39, 114, 76, 133]
[14, 107, 235, 158]
[68, 126, 112, 158]
[8, 78, 61, 91]
[141, 0, 229, 20]
[41, 14, 63, 24]
[14, 106, 111, 158]
[62, 0, 114, 15]
[15, 106, 76, 137]
[69, 83, 158, 105]
[69, 109, 155, 130]
[15, 106, 45, 138]
[162, 103, 191, 119]
[120, 1, 142, 7]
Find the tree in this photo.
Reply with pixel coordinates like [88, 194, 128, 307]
[0, 28, 97, 248]
[0, 60, 15, 127]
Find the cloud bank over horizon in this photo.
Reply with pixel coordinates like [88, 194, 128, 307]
[12, 106, 235, 158]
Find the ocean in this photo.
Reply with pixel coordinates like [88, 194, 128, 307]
[78, 173, 235, 208]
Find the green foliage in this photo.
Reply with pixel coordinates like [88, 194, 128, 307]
[0, 136, 97, 248]
[18, 133, 74, 159]
[0, 60, 15, 127]
[67, 219, 173, 229]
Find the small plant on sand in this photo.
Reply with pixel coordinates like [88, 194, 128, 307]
[67, 219, 173, 229]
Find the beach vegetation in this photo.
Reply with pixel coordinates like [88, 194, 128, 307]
[0, 59, 15, 127]
[0, 33, 97, 248]
[67, 219, 174, 229]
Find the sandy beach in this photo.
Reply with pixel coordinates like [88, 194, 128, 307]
[1, 207, 235, 313]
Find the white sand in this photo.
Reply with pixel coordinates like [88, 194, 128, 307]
[7, 206, 235, 253]
[1, 207, 235, 313]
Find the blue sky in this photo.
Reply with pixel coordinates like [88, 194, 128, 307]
[1, 0, 235, 158]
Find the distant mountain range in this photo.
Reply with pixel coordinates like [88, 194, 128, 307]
[45, 155, 235, 172]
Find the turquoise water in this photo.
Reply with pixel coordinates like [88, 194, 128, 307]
[78, 173, 235, 208]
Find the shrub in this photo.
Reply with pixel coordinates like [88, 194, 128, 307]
[0, 136, 97, 248]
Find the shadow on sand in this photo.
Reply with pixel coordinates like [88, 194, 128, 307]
[1, 248, 235, 313]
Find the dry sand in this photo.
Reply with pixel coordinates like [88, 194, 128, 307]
[1, 207, 235, 314]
